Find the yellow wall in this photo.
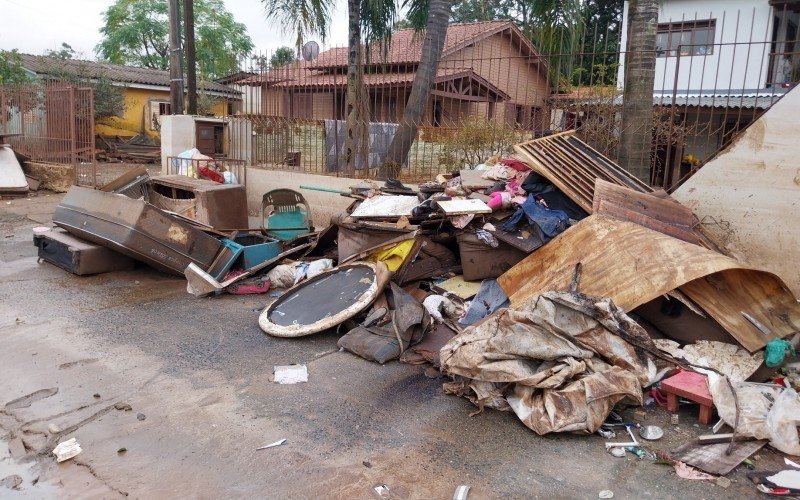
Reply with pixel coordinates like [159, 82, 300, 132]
[96, 87, 230, 141]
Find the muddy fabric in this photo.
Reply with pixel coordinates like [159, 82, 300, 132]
[440, 291, 657, 434]
[338, 283, 430, 364]
[395, 238, 458, 284]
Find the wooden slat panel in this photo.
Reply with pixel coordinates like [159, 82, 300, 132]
[512, 130, 651, 214]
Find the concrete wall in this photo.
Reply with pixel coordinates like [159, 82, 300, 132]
[673, 86, 800, 296]
[160, 115, 196, 172]
[618, 0, 772, 92]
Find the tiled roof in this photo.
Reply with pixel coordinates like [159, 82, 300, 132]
[257, 66, 509, 99]
[237, 20, 545, 88]
[18, 54, 240, 96]
[309, 20, 528, 67]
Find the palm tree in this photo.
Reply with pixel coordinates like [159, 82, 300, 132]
[618, 0, 658, 182]
[263, 0, 396, 174]
[382, 0, 454, 179]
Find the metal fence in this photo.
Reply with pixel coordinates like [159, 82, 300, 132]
[215, 8, 798, 187]
[0, 83, 96, 186]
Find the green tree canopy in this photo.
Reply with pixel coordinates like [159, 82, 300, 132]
[46, 43, 77, 60]
[96, 0, 254, 80]
[0, 49, 31, 84]
[270, 46, 296, 68]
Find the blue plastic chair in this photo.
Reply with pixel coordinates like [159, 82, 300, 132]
[262, 189, 312, 241]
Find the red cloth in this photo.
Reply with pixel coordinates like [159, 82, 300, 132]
[198, 165, 224, 183]
[500, 158, 531, 172]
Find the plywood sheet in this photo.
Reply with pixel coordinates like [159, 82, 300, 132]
[672, 440, 766, 475]
[497, 215, 800, 352]
[459, 169, 495, 189]
[350, 195, 419, 218]
[673, 87, 800, 297]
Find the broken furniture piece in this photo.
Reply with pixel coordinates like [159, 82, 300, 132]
[661, 370, 714, 425]
[262, 189, 313, 241]
[53, 186, 223, 276]
[0, 143, 29, 197]
[259, 262, 390, 337]
[33, 228, 136, 276]
[148, 175, 248, 229]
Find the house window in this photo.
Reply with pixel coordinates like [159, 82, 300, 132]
[151, 101, 171, 131]
[159, 102, 171, 115]
[656, 20, 716, 57]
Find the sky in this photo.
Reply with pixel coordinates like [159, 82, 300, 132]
[0, 0, 352, 59]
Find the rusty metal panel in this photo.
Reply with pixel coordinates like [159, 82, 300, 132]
[53, 187, 222, 275]
[497, 215, 800, 352]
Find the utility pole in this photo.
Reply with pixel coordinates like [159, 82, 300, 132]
[168, 0, 185, 114]
[184, 0, 197, 115]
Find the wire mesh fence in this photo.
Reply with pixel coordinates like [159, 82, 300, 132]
[0, 82, 96, 186]
[213, 8, 798, 187]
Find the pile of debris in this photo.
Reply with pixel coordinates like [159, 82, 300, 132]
[39, 130, 800, 494]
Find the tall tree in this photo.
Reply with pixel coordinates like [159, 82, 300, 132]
[269, 47, 296, 68]
[618, 0, 658, 182]
[0, 50, 32, 84]
[382, 0, 454, 178]
[96, 0, 253, 80]
[263, 0, 396, 174]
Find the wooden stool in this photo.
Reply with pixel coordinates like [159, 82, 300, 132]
[660, 370, 715, 425]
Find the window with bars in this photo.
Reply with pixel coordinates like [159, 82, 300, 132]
[656, 20, 716, 57]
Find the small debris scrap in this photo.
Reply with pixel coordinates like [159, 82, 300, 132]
[117, 447, 127, 454]
[136, 413, 146, 421]
[598, 490, 614, 498]
[273, 365, 308, 384]
[256, 438, 287, 450]
[363, 460, 372, 468]
[0, 474, 22, 490]
[715, 476, 731, 488]
[674, 461, 714, 481]
[93, 393, 101, 399]
[114, 402, 132, 411]
[453, 484, 470, 500]
[47, 423, 61, 434]
[374, 484, 391, 499]
[638, 425, 664, 441]
[52, 437, 82, 462]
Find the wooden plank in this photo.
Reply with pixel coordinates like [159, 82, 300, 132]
[496, 215, 800, 352]
[459, 169, 495, 189]
[671, 440, 767, 476]
[596, 200, 700, 244]
[593, 179, 694, 228]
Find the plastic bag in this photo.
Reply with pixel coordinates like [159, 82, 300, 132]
[708, 373, 800, 455]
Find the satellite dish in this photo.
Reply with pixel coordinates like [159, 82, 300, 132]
[301, 41, 320, 61]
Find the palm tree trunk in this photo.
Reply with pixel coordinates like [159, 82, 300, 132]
[381, 0, 453, 179]
[618, 0, 658, 183]
[344, 0, 364, 176]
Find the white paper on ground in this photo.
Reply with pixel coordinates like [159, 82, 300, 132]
[274, 365, 308, 384]
[766, 469, 800, 489]
[52, 437, 82, 462]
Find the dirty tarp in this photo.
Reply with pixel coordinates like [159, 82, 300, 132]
[259, 262, 391, 337]
[337, 282, 430, 364]
[497, 215, 800, 353]
[440, 291, 659, 435]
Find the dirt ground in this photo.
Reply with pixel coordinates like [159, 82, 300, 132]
[0, 191, 790, 498]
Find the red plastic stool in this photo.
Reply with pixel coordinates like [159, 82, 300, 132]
[660, 370, 714, 425]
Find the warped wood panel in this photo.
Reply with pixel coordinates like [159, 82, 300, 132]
[497, 215, 800, 352]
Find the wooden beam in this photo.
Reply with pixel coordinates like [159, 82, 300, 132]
[430, 90, 492, 102]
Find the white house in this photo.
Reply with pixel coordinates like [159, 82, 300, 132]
[617, 0, 798, 165]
